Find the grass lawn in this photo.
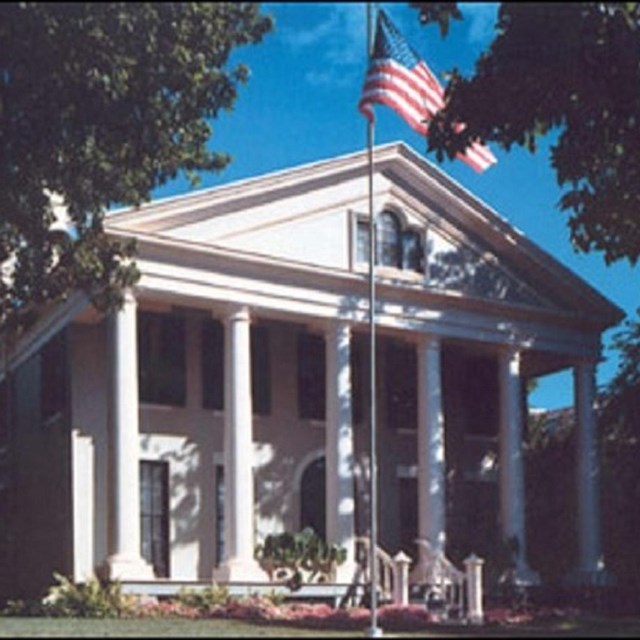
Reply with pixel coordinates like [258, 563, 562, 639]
[2, 616, 640, 638]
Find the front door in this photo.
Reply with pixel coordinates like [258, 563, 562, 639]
[300, 456, 326, 539]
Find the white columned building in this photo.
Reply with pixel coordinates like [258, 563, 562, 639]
[216, 305, 265, 582]
[105, 290, 153, 580]
[325, 321, 356, 582]
[498, 347, 539, 584]
[415, 337, 446, 563]
[573, 360, 605, 582]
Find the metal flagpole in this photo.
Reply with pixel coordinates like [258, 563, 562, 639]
[364, 3, 382, 638]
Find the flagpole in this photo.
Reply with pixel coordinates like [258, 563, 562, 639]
[364, 3, 382, 638]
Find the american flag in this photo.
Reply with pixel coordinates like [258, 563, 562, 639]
[359, 10, 497, 173]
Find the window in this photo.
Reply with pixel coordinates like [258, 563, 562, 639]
[215, 465, 225, 566]
[202, 319, 224, 410]
[463, 356, 498, 437]
[402, 230, 423, 272]
[251, 325, 271, 416]
[41, 331, 68, 424]
[356, 211, 423, 273]
[398, 476, 418, 556]
[385, 339, 417, 431]
[377, 211, 402, 267]
[0, 380, 8, 443]
[351, 334, 366, 425]
[138, 312, 186, 406]
[140, 460, 169, 578]
[297, 333, 325, 420]
[356, 220, 371, 265]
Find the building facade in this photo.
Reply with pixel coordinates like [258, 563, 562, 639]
[0, 143, 623, 599]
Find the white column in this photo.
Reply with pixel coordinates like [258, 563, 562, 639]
[417, 336, 446, 553]
[498, 347, 538, 584]
[325, 321, 356, 582]
[573, 360, 605, 581]
[215, 305, 265, 582]
[106, 290, 153, 580]
[464, 554, 485, 625]
[393, 551, 412, 606]
[412, 336, 446, 584]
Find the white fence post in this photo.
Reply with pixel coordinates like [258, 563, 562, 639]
[464, 554, 484, 625]
[393, 551, 412, 606]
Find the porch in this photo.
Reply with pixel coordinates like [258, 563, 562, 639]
[70, 292, 604, 596]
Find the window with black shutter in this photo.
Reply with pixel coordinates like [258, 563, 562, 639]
[297, 332, 325, 421]
[202, 319, 224, 410]
[215, 465, 225, 566]
[385, 339, 417, 431]
[138, 312, 186, 406]
[251, 325, 271, 416]
[140, 460, 169, 578]
[41, 331, 68, 424]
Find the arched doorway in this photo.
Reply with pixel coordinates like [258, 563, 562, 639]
[299, 456, 326, 539]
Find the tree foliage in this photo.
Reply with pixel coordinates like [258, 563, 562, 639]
[0, 2, 272, 332]
[411, 2, 640, 265]
[598, 314, 640, 588]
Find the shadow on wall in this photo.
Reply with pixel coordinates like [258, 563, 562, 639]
[428, 245, 543, 307]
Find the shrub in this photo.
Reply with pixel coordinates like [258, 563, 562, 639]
[40, 573, 136, 618]
[175, 584, 230, 613]
[255, 527, 346, 591]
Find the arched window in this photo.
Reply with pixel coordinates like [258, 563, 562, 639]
[355, 209, 424, 273]
[377, 211, 401, 268]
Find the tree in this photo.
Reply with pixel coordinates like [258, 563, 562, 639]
[0, 3, 272, 332]
[598, 314, 640, 589]
[411, 2, 640, 265]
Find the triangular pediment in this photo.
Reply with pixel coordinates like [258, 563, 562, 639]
[106, 142, 622, 325]
[426, 226, 553, 309]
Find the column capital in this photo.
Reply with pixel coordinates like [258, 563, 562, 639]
[497, 343, 521, 358]
[417, 333, 440, 351]
[325, 318, 352, 339]
[573, 357, 598, 372]
[121, 288, 137, 307]
[222, 304, 251, 324]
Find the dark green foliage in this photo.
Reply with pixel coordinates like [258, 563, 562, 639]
[524, 412, 577, 585]
[175, 584, 231, 612]
[3, 573, 135, 618]
[412, 2, 640, 265]
[599, 314, 640, 587]
[523, 314, 640, 589]
[254, 528, 347, 591]
[0, 3, 273, 332]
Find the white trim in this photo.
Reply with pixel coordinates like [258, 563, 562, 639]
[5, 292, 89, 376]
[292, 448, 325, 496]
[105, 142, 621, 326]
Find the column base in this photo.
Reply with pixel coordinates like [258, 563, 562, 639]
[505, 564, 540, 587]
[333, 559, 358, 584]
[564, 565, 615, 587]
[213, 557, 268, 583]
[103, 554, 155, 581]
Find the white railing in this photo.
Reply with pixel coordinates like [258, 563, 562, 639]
[352, 537, 485, 625]
[410, 538, 467, 621]
[354, 536, 395, 603]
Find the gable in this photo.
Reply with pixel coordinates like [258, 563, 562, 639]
[426, 227, 554, 309]
[106, 142, 622, 325]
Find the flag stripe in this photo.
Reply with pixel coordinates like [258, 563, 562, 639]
[359, 89, 429, 136]
[365, 60, 445, 115]
[359, 9, 497, 173]
[360, 73, 441, 123]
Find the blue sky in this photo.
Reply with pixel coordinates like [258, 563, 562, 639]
[154, 2, 638, 410]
